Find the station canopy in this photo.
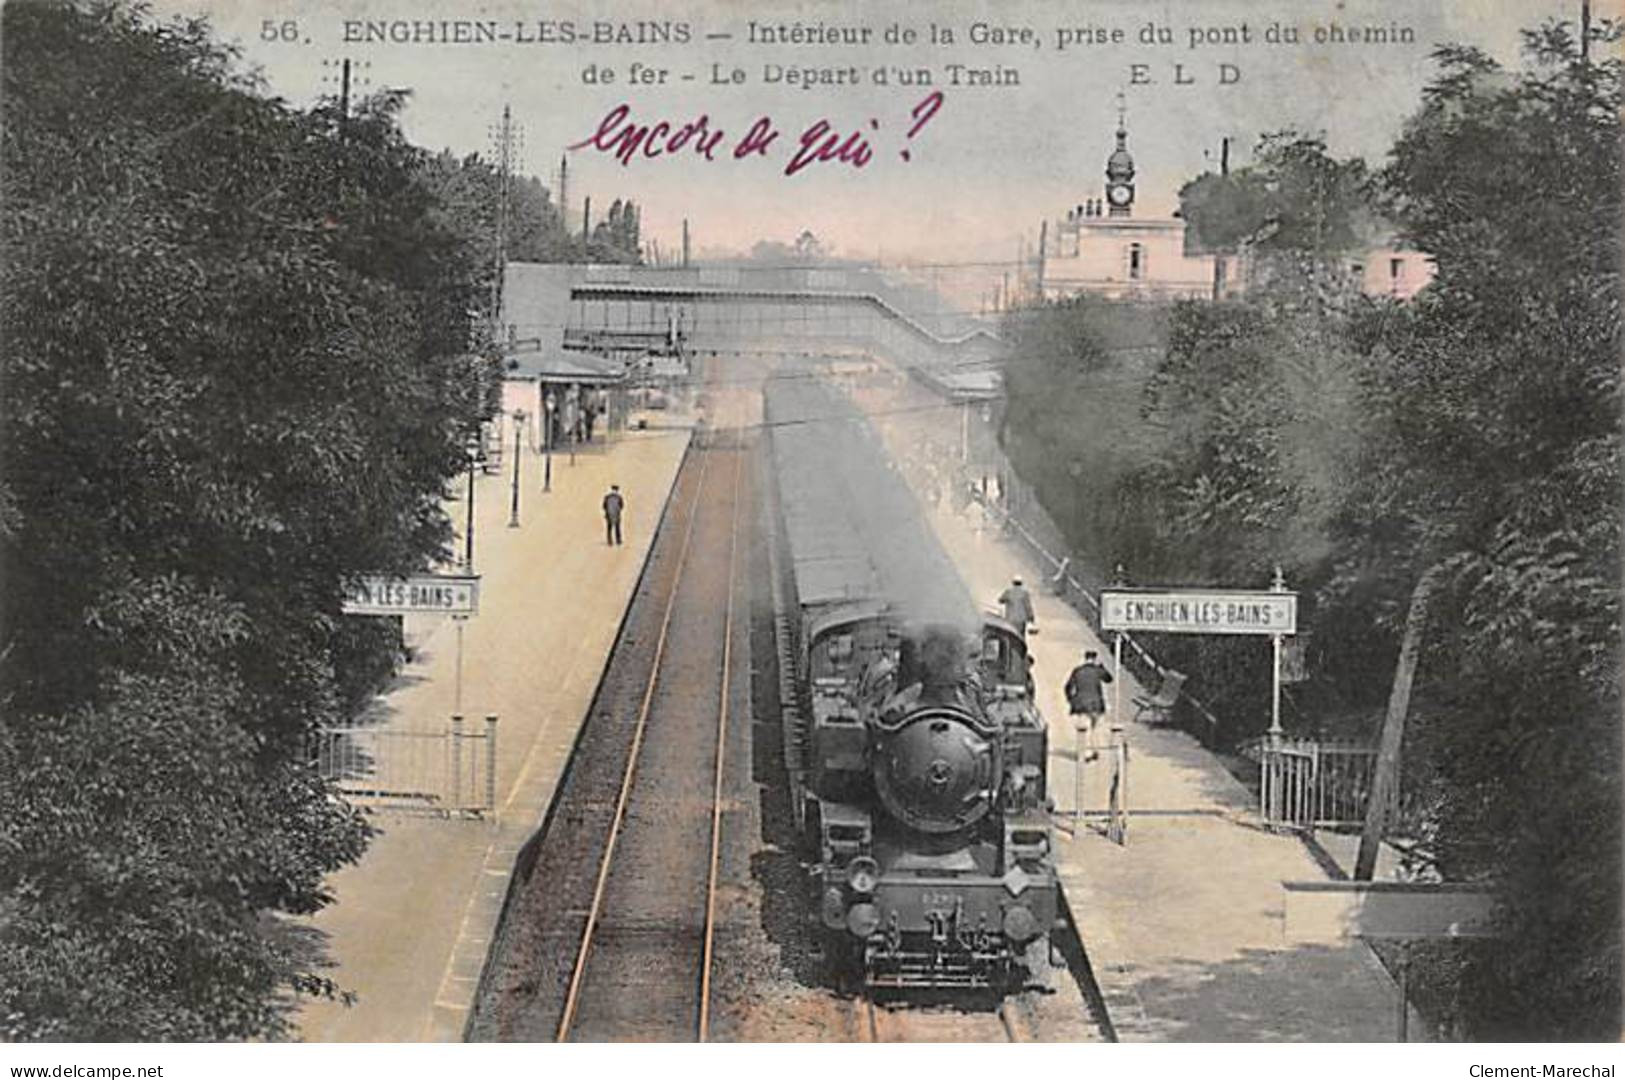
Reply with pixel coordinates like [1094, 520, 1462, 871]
[508, 349, 627, 385]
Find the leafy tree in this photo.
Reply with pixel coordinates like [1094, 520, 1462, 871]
[0, 0, 494, 1038]
[589, 197, 641, 262]
[1179, 133, 1376, 309]
[1339, 22, 1622, 1037]
[1004, 18, 1620, 1037]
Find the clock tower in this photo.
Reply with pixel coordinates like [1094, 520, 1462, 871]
[1105, 96, 1135, 218]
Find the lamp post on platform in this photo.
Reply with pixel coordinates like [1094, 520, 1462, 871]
[568, 384, 578, 467]
[508, 409, 525, 527]
[463, 432, 477, 569]
[543, 393, 554, 493]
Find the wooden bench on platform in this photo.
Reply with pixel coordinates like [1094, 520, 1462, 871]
[1133, 669, 1187, 725]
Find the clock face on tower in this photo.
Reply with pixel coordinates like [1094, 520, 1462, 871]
[1108, 183, 1134, 207]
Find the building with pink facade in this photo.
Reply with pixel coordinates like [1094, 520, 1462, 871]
[1038, 115, 1434, 305]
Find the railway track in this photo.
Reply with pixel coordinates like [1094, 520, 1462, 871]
[469, 414, 754, 1042]
[554, 439, 747, 1041]
[852, 994, 1040, 1042]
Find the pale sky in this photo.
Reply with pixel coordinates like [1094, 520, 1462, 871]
[151, 0, 1599, 279]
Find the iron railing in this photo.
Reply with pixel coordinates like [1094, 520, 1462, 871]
[314, 713, 498, 817]
[1256, 736, 1390, 831]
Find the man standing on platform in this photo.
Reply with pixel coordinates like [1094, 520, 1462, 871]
[1064, 649, 1112, 764]
[997, 577, 1035, 638]
[602, 483, 624, 546]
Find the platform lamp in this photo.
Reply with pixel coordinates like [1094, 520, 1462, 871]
[508, 409, 526, 527]
[463, 425, 477, 569]
[543, 392, 554, 493]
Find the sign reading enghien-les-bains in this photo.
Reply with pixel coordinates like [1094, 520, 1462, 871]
[342, 574, 480, 616]
[1100, 589, 1296, 636]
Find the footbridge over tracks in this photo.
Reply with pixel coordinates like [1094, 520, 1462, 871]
[500, 262, 1005, 372]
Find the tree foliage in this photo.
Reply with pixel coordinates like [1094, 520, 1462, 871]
[1180, 133, 1378, 309]
[0, 0, 498, 1038]
[1345, 24, 1622, 1037]
[1003, 20, 1620, 1036]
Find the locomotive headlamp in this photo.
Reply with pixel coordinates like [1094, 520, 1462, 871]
[847, 902, 881, 938]
[1002, 904, 1040, 944]
[846, 856, 880, 895]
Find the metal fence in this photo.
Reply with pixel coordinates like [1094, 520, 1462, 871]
[1257, 736, 1390, 831]
[314, 713, 498, 817]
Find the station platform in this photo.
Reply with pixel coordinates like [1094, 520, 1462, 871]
[864, 401, 1412, 1042]
[293, 419, 692, 1042]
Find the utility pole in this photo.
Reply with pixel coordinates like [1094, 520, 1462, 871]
[1582, 0, 1592, 62]
[1015, 236, 1026, 306]
[682, 218, 691, 268]
[320, 58, 371, 131]
[489, 105, 519, 339]
[1036, 220, 1047, 302]
[556, 154, 569, 230]
[582, 196, 592, 244]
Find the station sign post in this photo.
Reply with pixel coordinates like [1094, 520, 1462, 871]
[1100, 575, 1299, 736]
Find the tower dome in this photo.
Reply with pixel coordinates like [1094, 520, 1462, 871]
[1104, 110, 1136, 217]
[1106, 124, 1135, 182]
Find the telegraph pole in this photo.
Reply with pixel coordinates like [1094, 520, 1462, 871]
[556, 154, 570, 229]
[1036, 221, 1047, 302]
[682, 218, 691, 268]
[320, 57, 371, 131]
[488, 105, 518, 336]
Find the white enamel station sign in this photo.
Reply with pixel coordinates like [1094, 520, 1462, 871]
[342, 574, 480, 616]
[1100, 589, 1296, 636]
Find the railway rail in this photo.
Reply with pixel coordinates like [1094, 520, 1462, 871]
[469, 412, 754, 1042]
[852, 994, 1040, 1042]
[554, 440, 747, 1042]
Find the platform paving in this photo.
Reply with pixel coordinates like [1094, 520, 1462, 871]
[864, 395, 1412, 1042]
[293, 417, 691, 1042]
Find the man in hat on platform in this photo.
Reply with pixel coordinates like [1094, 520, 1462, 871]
[997, 577, 1036, 639]
[1064, 649, 1113, 763]
[602, 483, 625, 546]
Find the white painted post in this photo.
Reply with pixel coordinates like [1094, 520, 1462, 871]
[1113, 632, 1124, 728]
[1271, 634, 1283, 737]
[1270, 566, 1287, 738]
[453, 617, 466, 714]
[450, 714, 464, 813]
[484, 714, 498, 816]
[1074, 723, 1083, 830]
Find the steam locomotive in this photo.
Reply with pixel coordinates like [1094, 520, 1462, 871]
[767, 372, 1057, 990]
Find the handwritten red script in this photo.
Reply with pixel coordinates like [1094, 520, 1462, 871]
[567, 91, 945, 177]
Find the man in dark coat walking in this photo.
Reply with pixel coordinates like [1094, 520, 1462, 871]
[602, 483, 625, 546]
[1064, 649, 1113, 763]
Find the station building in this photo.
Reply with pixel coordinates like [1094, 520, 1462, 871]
[1037, 112, 1435, 305]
